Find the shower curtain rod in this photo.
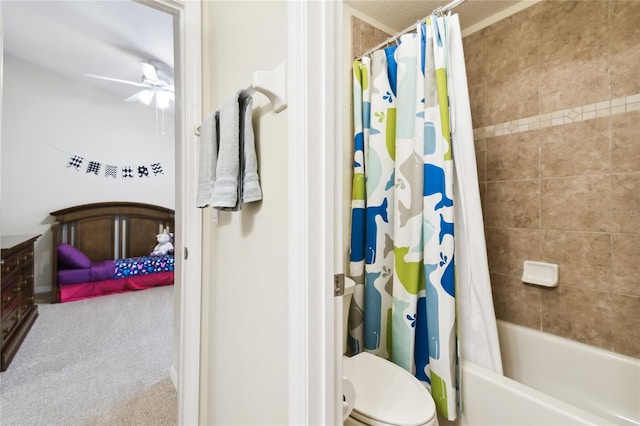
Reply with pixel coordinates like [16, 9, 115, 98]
[357, 0, 466, 59]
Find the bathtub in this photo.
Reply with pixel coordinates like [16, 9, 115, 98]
[439, 320, 640, 426]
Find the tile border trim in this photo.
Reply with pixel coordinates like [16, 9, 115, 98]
[474, 94, 640, 139]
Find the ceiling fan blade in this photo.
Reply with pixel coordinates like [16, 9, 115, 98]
[125, 90, 155, 105]
[141, 63, 159, 82]
[85, 74, 147, 88]
[165, 85, 175, 92]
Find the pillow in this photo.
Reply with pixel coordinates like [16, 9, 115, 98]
[57, 243, 92, 269]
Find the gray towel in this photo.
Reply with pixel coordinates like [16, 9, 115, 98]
[195, 89, 262, 211]
[211, 91, 242, 209]
[195, 111, 219, 208]
[211, 90, 263, 211]
[241, 91, 262, 203]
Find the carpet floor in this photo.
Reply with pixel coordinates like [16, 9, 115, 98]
[0, 286, 177, 426]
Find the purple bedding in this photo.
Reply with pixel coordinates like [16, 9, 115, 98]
[57, 260, 115, 285]
[57, 254, 175, 286]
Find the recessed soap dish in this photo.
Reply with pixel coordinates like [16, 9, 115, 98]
[522, 261, 559, 287]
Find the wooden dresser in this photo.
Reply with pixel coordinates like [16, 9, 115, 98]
[1, 234, 40, 371]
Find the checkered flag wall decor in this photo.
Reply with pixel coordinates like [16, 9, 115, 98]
[86, 161, 101, 175]
[151, 163, 164, 176]
[138, 166, 149, 178]
[105, 164, 118, 178]
[57, 145, 169, 181]
[67, 155, 84, 170]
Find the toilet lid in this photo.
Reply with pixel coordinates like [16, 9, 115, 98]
[343, 352, 436, 426]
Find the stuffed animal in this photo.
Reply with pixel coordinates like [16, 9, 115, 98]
[151, 228, 174, 256]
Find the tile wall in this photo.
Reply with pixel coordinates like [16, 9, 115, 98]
[351, 15, 391, 59]
[464, 0, 639, 358]
[351, 1, 639, 359]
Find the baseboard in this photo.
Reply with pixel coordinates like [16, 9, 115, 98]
[35, 291, 53, 304]
[170, 363, 178, 390]
[35, 286, 50, 295]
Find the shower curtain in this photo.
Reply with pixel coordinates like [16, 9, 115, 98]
[349, 14, 502, 421]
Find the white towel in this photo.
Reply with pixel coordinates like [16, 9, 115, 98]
[195, 111, 219, 208]
[211, 91, 242, 209]
[240, 91, 263, 203]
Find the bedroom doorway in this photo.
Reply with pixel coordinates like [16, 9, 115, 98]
[0, 0, 202, 423]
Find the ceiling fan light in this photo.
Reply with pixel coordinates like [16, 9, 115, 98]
[156, 91, 170, 109]
[139, 90, 154, 105]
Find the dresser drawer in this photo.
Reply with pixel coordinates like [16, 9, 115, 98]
[2, 249, 32, 274]
[20, 293, 35, 315]
[17, 250, 33, 264]
[1, 276, 21, 318]
[1, 256, 20, 285]
[2, 309, 21, 342]
[19, 274, 34, 297]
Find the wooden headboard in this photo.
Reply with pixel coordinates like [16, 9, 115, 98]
[50, 202, 175, 300]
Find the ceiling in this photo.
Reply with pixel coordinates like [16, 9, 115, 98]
[3, 1, 174, 104]
[3, 0, 529, 105]
[345, 0, 532, 34]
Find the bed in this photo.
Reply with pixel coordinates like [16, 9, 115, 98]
[50, 202, 175, 303]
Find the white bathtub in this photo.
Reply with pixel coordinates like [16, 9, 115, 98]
[439, 320, 640, 426]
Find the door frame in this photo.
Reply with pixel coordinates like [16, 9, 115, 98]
[287, 0, 343, 423]
[141, 1, 202, 425]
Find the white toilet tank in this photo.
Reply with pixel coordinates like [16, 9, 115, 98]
[342, 277, 355, 355]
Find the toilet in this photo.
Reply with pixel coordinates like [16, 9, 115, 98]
[342, 277, 438, 426]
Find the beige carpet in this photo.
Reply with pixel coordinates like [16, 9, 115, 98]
[0, 286, 177, 426]
[86, 377, 177, 426]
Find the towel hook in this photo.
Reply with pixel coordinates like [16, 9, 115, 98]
[195, 61, 287, 136]
[249, 61, 287, 113]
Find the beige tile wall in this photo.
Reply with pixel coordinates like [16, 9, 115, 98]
[351, 16, 391, 59]
[465, 0, 639, 358]
[351, 2, 639, 359]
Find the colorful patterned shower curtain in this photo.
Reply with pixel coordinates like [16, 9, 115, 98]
[348, 14, 502, 421]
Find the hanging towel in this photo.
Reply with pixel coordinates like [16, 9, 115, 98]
[195, 111, 219, 208]
[211, 90, 242, 209]
[241, 91, 263, 203]
[210, 89, 263, 211]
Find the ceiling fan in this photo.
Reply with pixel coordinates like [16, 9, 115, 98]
[85, 60, 174, 109]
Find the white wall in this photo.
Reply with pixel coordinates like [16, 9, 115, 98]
[1, 55, 175, 293]
[200, 1, 288, 424]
